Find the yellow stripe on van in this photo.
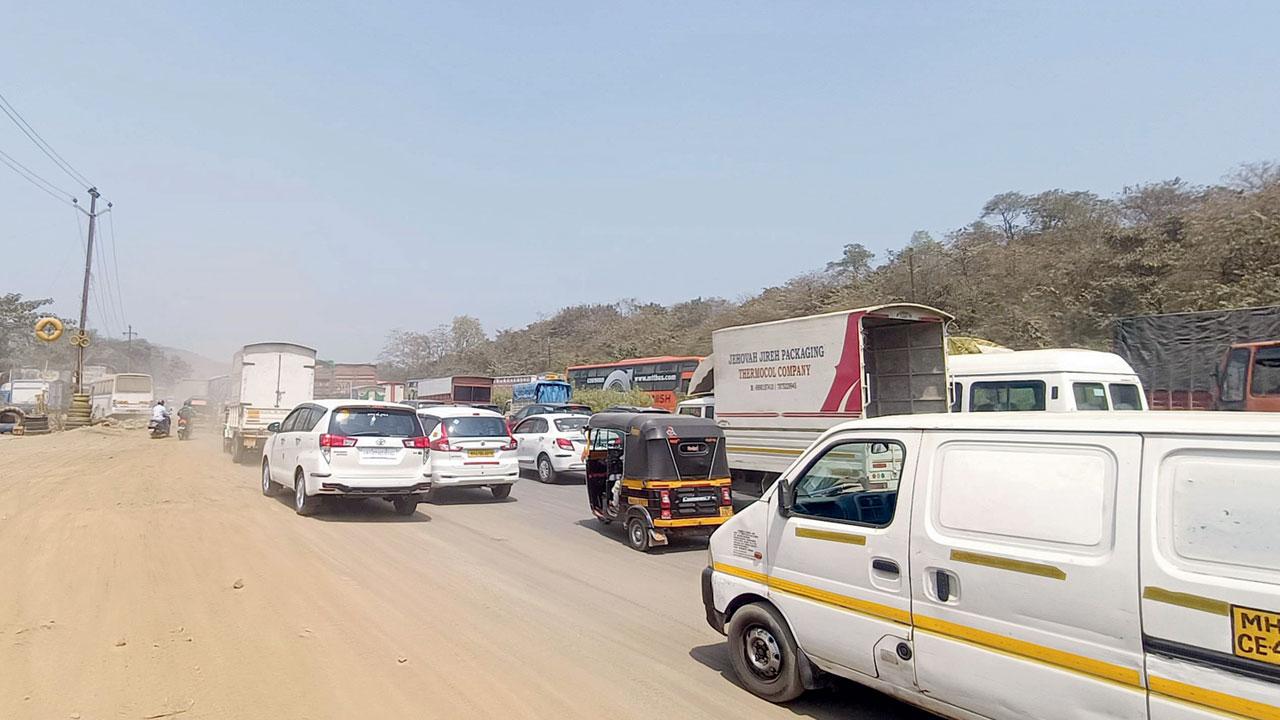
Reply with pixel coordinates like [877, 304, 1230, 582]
[796, 527, 867, 546]
[1142, 586, 1231, 616]
[712, 562, 909, 626]
[726, 445, 804, 457]
[1150, 676, 1280, 720]
[950, 550, 1066, 580]
[914, 615, 1143, 689]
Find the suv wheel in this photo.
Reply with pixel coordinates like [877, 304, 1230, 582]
[294, 470, 321, 516]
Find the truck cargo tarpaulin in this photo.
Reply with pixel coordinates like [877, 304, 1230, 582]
[1112, 306, 1280, 408]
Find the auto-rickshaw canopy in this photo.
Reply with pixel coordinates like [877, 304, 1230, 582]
[587, 412, 729, 481]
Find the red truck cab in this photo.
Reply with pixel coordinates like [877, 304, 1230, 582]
[1218, 341, 1280, 412]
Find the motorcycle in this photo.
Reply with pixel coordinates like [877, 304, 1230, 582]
[148, 416, 171, 439]
[176, 415, 191, 441]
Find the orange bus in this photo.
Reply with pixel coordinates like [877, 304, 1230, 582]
[566, 356, 702, 411]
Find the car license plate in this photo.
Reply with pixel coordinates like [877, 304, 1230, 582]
[1232, 605, 1280, 666]
[469, 449, 495, 458]
[361, 447, 398, 458]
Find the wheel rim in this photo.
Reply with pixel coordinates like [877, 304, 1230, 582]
[629, 521, 645, 547]
[262, 464, 271, 492]
[539, 459, 551, 482]
[295, 475, 305, 510]
[744, 626, 783, 679]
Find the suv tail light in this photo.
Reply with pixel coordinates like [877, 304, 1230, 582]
[403, 436, 430, 449]
[319, 434, 357, 448]
[555, 437, 574, 451]
[429, 425, 456, 452]
[660, 489, 671, 520]
[501, 435, 518, 451]
[720, 487, 732, 505]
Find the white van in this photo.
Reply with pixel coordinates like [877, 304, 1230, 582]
[703, 412, 1280, 719]
[949, 348, 1147, 412]
[676, 395, 715, 419]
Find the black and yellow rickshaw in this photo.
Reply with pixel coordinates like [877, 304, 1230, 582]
[584, 412, 733, 552]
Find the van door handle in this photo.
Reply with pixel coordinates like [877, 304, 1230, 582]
[871, 558, 900, 577]
[932, 569, 958, 603]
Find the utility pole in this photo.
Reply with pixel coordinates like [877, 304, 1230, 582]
[907, 247, 917, 302]
[74, 187, 100, 393]
[122, 325, 137, 371]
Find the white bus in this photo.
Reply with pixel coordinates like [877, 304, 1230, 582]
[90, 373, 154, 421]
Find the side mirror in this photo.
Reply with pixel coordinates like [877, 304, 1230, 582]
[870, 442, 889, 455]
[777, 479, 793, 517]
[266, 422, 281, 433]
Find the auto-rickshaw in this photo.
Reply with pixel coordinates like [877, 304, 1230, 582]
[584, 412, 733, 552]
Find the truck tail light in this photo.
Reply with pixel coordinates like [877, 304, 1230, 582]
[721, 487, 732, 505]
[660, 489, 671, 520]
[319, 434, 356, 448]
[555, 437, 574, 451]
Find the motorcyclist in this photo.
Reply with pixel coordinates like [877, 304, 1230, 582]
[177, 400, 196, 422]
[150, 400, 171, 434]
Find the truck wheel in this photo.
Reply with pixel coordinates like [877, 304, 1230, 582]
[726, 603, 805, 703]
[231, 437, 245, 463]
[626, 516, 650, 552]
[490, 484, 512, 500]
[392, 498, 419, 516]
[294, 469, 321, 516]
[537, 454, 557, 484]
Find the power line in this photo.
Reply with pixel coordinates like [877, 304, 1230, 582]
[0, 145, 76, 205]
[106, 211, 127, 331]
[0, 90, 93, 189]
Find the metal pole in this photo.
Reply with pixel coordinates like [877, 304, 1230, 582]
[122, 324, 137, 371]
[75, 187, 100, 393]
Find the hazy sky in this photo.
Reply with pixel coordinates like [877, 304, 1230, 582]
[2, 1, 1278, 363]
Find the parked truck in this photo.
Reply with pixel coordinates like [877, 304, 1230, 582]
[222, 342, 316, 463]
[1112, 305, 1280, 411]
[692, 303, 952, 493]
[406, 375, 493, 405]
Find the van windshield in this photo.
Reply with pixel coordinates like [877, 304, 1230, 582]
[444, 416, 508, 438]
[329, 408, 423, 437]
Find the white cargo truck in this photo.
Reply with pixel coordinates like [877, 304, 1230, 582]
[703, 303, 952, 492]
[223, 342, 316, 463]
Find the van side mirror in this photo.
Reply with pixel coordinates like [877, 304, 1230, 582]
[870, 442, 889, 454]
[777, 479, 793, 517]
[266, 422, 281, 433]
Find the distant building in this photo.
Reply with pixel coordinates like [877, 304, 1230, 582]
[314, 361, 379, 399]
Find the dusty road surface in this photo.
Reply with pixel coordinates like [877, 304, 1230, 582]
[0, 427, 930, 720]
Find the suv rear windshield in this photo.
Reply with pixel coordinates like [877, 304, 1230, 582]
[555, 417, 587, 432]
[551, 404, 591, 414]
[444, 416, 508, 438]
[328, 407, 423, 437]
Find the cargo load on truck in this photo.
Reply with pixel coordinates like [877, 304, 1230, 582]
[1112, 305, 1280, 411]
[407, 375, 493, 405]
[699, 303, 952, 492]
[223, 342, 316, 463]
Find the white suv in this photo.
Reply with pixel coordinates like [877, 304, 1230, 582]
[261, 400, 431, 516]
[511, 413, 589, 482]
[417, 405, 519, 499]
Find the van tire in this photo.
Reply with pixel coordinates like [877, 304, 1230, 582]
[536, 454, 556, 483]
[490, 484, 512, 500]
[626, 517, 650, 552]
[294, 469, 321, 516]
[727, 602, 805, 703]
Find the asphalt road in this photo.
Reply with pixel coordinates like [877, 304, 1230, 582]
[0, 426, 929, 719]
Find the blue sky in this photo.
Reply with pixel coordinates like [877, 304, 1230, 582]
[1, 1, 1277, 363]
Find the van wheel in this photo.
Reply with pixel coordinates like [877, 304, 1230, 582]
[261, 461, 277, 496]
[490, 484, 512, 500]
[727, 603, 804, 703]
[392, 498, 418, 516]
[626, 517, 650, 552]
[294, 469, 321, 516]
[537, 455, 556, 483]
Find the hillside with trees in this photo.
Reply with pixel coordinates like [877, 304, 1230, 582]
[379, 162, 1280, 380]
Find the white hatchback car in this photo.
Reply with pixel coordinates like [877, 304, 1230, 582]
[260, 400, 431, 516]
[417, 405, 519, 499]
[511, 413, 589, 482]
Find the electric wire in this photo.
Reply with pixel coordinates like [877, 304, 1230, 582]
[0, 90, 93, 189]
[0, 145, 77, 205]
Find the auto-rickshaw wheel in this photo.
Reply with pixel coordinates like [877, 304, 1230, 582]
[626, 517, 650, 552]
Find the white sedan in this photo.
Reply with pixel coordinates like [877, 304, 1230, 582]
[511, 413, 589, 482]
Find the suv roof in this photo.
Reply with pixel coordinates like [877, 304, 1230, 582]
[310, 399, 412, 410]
[522, 413, 590, 422]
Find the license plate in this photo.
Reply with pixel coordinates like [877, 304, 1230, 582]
[468, 449, 495, 458]
[719, 507, 733, 517]
[1232, 605, 1280, 666]
[361, 447, 398, 458]
[682, 495, 715, 503]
